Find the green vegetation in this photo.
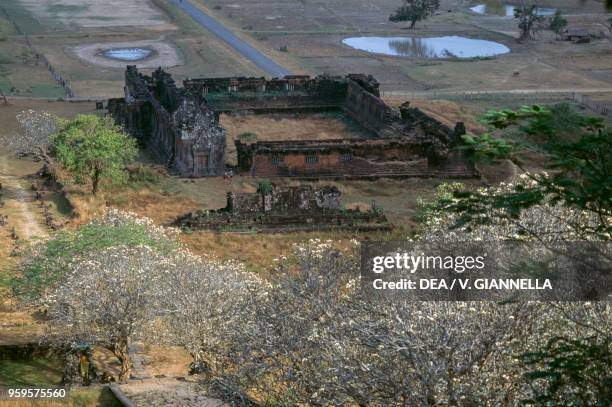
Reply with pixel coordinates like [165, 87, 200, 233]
[459, 133, 514, 162]
[9, 211, 178, 301]
[523, 336, 611, 405]
[127, 164, 163, 186]
[256, 179, 273, 195]
[71, 388, 123, 407]
[0, 50, 14, 64]
[549, 11, 568, 38]
[515, 3, 547, 43]
[52, 115, 138, 195]
[0, 0, 49, 34]
[29, 83, 65, 98]
[441, 104, 610, 237]
[389, 0, 440, 28]
[238, 132, 258, 141]
[0, 356, 63, 387]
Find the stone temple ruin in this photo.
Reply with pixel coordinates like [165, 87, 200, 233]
[108, 66, 477, 179]
[108, 66, 478, 232]
[108, 66, 226, 177]
[175, 184, 389, 233]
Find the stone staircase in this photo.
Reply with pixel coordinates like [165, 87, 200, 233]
[128, 341, 152, 380]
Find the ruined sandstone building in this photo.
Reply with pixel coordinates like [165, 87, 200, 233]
[174, 184, 390, 232]
[109, 66, 476, 179]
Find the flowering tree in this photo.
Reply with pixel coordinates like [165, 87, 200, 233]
[417, 177, 605, 243]
[208, 239, 360, 405]
[448, 104, 610, 239]
[44, 245, 172, 382]
[153, 254, 263, 377]
[417, 181, 610, 404]
[1, 110, 58, 162]
[200, 239, 543, 406]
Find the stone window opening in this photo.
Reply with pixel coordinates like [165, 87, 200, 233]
[305, 155, 319, 165]
[340, 153, 353, 162]
[271, 155, 284, 165]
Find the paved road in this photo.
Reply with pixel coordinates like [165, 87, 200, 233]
[169, 0, 292, 77]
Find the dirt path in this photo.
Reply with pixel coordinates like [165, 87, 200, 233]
[0, 155, 46, 241]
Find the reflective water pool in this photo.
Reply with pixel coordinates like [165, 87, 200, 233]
[102, 48, 153, 61]
[342, 36, 510, 59]
[470, 3, 556, 16]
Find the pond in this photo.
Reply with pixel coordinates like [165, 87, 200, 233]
[101, 48, 153, 61]
[342, 36, 510, 59]
[470, 3, 557, 17]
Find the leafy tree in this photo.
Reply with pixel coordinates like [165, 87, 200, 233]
[549, 10, 568, 39]
[52, 114, 137, 194]
[520, 103, 590, 138]
[441, 105, 611, 238]
[389, 0, 440, 29]
[458, 133, 515, 162]
[256, 179, 274, 195]
[514, 1, 547, 42]
[522, 336, 611, 405]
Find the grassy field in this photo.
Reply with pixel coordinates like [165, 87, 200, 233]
[0, 0, 267, 98]
[1, 0, 609, 98]
[0, 2, 64, 98]
[194, 0, 612, 93]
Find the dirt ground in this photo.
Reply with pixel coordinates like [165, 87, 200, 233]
[221, 111, 374, 164]
[0, 100, 98, 348]
[17, 0, 169, 29]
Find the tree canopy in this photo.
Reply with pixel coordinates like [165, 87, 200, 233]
[389, 0, 440, 28]
[52, 114, 137, 194]
[446, 104, 610, 238]
[549, 10, 568, 37]
[514, 2, 547, 42]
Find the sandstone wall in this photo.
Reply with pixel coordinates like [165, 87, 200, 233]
[111, 66, 226, 176]
[343, 80, 400, 136]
